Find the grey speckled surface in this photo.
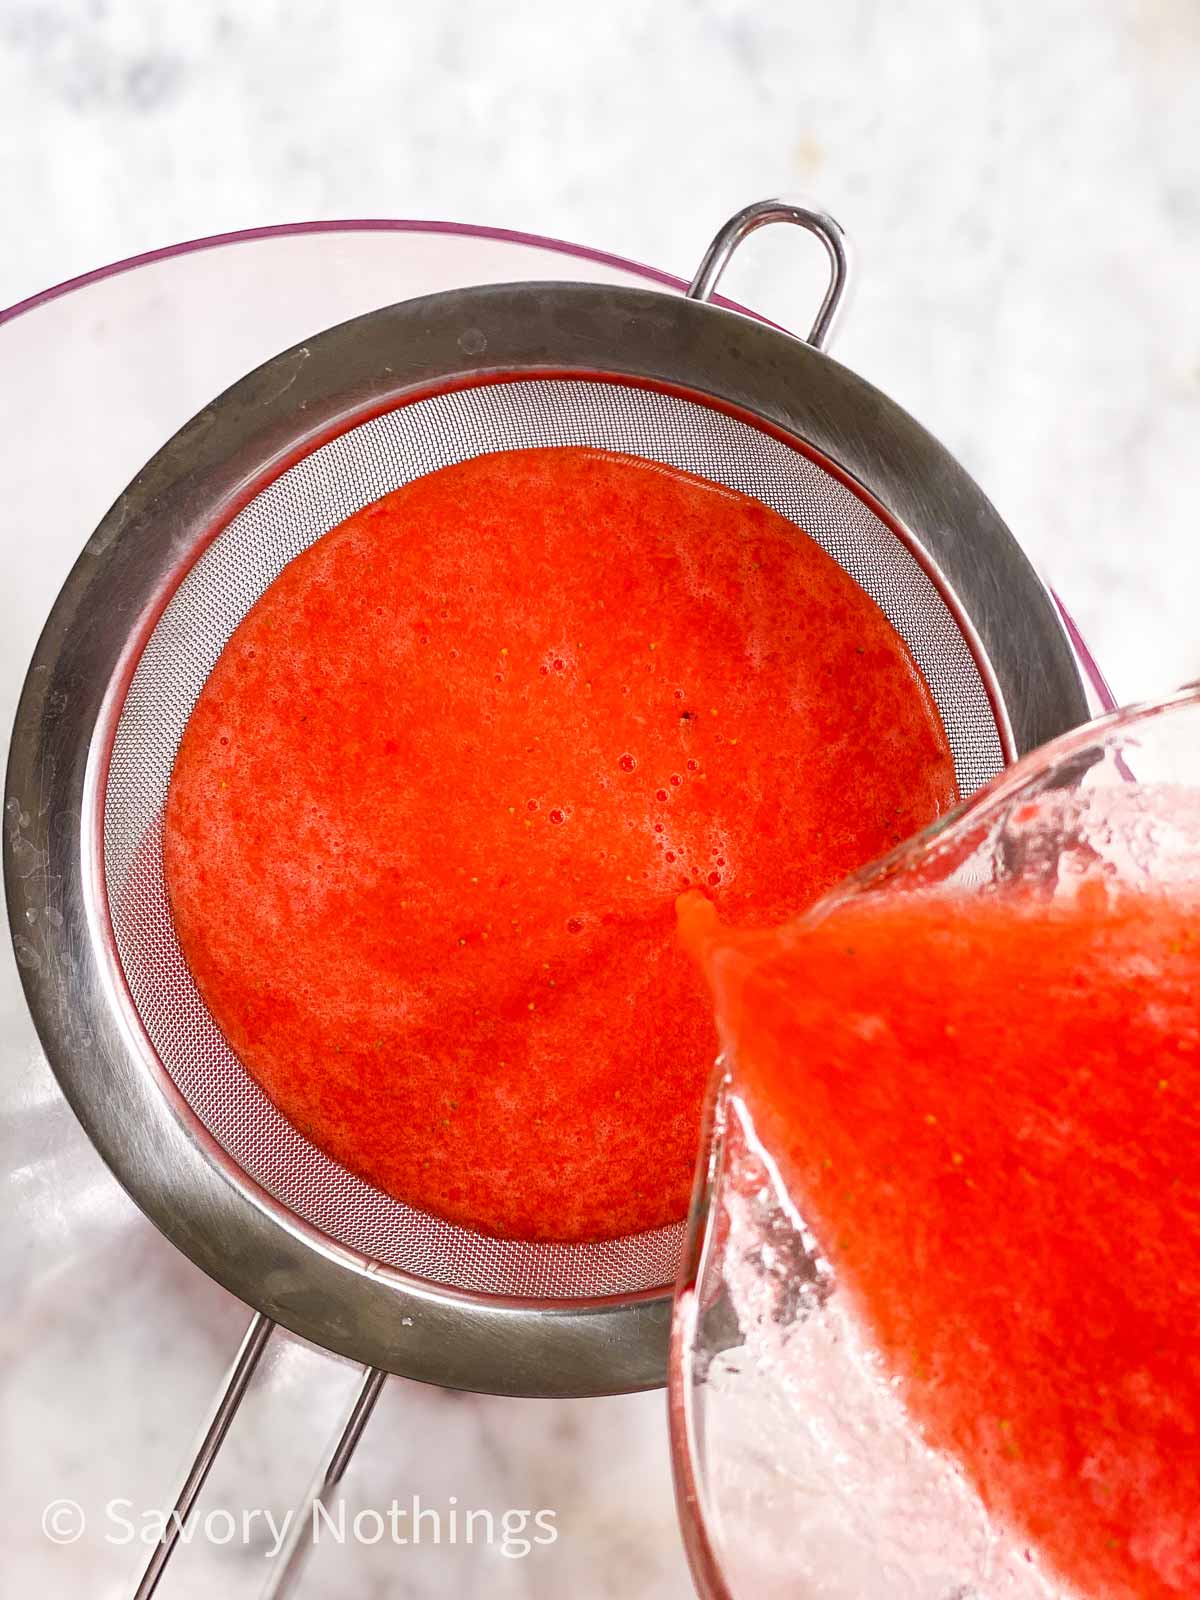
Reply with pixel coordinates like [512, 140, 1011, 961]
[3, 0, 1199, 698]
[1, 2, 1198, 1597]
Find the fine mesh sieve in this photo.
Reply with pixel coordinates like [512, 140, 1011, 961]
[5, 200, 1091, 1595]
[106, 376, 1005, 1305]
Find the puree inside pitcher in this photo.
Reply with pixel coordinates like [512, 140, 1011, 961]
[678, 814, 1200, 1600]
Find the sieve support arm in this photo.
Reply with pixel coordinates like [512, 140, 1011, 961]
[133, 1311, 276, 1600]
[258, 1364, 387, 1600]
[686, 198, 851, 351]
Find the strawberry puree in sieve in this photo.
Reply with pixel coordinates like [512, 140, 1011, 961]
[164, 446, 956, 1243]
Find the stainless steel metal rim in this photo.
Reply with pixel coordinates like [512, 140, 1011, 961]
[4, 264, 1089, 1397]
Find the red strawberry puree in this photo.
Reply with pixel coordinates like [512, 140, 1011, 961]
[680, 877, 1200, 1598]
[164, 445, 956, 1243]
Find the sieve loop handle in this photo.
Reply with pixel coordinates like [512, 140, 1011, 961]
[685, 199, 851, 352]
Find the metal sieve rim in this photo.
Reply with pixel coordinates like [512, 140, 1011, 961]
[4, 277, 1089, 1394]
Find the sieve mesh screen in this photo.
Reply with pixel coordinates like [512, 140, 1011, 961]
[103, 377, 1004, 1301]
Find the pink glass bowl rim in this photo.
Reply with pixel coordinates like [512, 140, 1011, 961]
[0, 215, 1116, 713]
[0, 215, 746, 331]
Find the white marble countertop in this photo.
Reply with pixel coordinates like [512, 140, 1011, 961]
[1, 2, 1198, 1597]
